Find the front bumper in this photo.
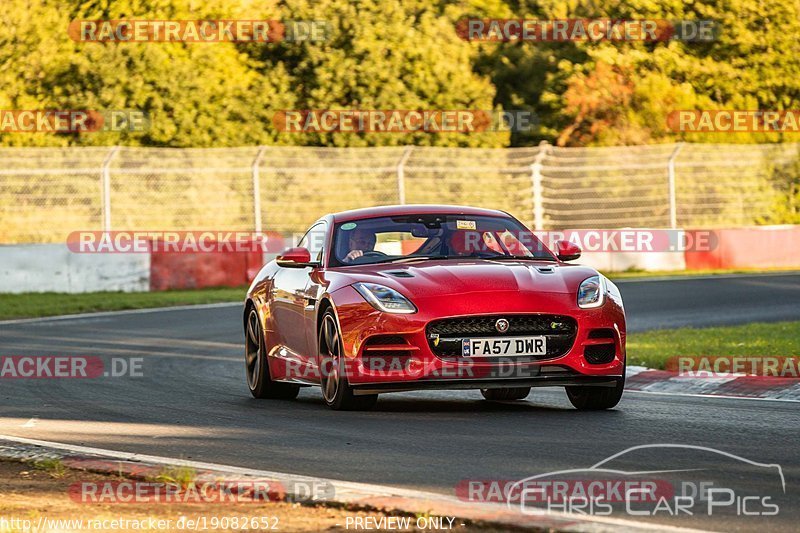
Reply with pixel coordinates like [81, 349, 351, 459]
[331, 285, 626, 391]
[349, 371, 620, 395]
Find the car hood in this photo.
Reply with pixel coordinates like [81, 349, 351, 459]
[327, 259, 599, 298]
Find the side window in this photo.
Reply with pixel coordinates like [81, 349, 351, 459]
[298, 223, 327, 262]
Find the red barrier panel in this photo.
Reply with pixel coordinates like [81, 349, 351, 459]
[149, 242, 263, 291]
[684, 226, 800, 270]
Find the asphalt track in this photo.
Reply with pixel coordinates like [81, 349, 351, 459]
[1, 273, 798, 531]
[620, 273, 800, 332]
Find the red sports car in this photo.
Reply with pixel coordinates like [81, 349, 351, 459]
[244, 205, 626, 410]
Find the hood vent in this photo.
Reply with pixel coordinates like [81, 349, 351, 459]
[387, 271, 414, 278]
[535, 266, 556, 274]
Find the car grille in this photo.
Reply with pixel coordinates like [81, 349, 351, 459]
[426, 314, 578, 360]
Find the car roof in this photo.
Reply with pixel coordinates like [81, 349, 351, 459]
[330, 204, 511, 223]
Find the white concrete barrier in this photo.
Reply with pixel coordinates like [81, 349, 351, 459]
[578, 250, 686, 272]
[0, 244, 149, 293]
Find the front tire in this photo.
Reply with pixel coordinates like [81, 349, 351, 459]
[318, 311, 378, 411]
[481, 387, 531, 401]
[566, 373, 625, 410]
[245, 308, 300, 400]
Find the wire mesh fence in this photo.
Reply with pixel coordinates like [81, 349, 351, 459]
[1, 142, 797, 244]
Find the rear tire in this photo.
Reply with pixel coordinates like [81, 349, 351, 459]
[481, 387, 531, 401]
[318, 311, 378, 411]
[566, 373, 625, 410]
[245, 308, 300, 400]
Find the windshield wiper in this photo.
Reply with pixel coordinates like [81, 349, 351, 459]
[364, 254, 556, 265]
[386, 255, 454, 264]
[483, 255, 557, 262]
[366, 255, 451, 265]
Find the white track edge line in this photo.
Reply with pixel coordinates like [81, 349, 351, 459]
[624, 389, 800, 403]
[0, 434, 708, 533]
[0, 434, 424, 497]
[0, 302, 241, 326]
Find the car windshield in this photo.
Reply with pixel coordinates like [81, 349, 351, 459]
[330, 214, 556, 266]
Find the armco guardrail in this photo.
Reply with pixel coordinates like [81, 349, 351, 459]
[1, 142, 799, 244]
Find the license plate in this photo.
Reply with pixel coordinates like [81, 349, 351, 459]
[462, 336, 547, 357]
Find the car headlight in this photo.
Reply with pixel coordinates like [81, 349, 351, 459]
[577, 275, 606, 309]
[353, 282, 417, 314]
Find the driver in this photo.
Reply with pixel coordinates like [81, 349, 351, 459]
[343, 227, 377, 262]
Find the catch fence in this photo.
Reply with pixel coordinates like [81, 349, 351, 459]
[1, 142, 796, 243]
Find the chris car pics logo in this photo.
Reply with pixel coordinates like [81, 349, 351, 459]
[504, 444, 784, 518]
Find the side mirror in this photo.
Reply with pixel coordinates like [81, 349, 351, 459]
[555, 240, 581, 261]
[276, 247, 315, 268]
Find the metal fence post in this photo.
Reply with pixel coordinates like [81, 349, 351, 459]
[530, 141, 549, 231]
[252, 146, 267, 233]
[101, 146, 120, 232]
[396, 146, 413, 205]
[667, 142, 684, 229]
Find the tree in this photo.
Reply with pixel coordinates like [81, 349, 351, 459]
[0, 0, 295, 147]
[243, 0, 507, 147]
